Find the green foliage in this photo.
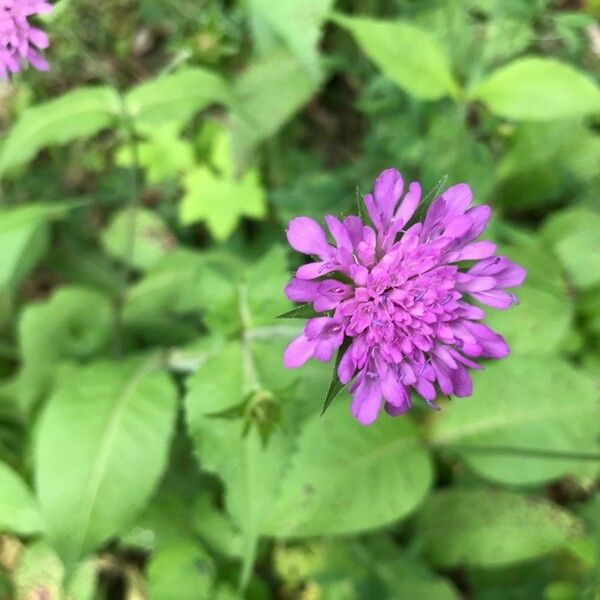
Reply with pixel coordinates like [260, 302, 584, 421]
[432, 356, 600, 485]
[0, 87, 120, 175]
[470, 57, 600, 120]
[125, 67, 232, 126]
[417, 488, 584, 568]
[0, 462, 43, 536]
[35, 358, 177, 565]
[333, 14, 460, 100]
[1, 0, 600, 597]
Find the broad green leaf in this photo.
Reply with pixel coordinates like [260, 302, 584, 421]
[231, 50, 322, 169]
[185, 333, 298, 585]
[432, 356, 600, 485]
[0, 202, 83, 290]
[263, 399, 433, 537]
[542, 208, 600, 291]
[35, 358, 177, 564]
[180, 133, 266, 240]
[101, 207, 177, 272]
[332, 14, 459, 100]
[484, 240, 573, 355]
[146, 542, 214, 600]
[116, 123, 194, 184]
[125, 67, 232, 126]
[194, 493, 243, 559]
[0, 461, 44, 535]
[417, 488, 584, 568]
[17, 286, 113, 411]
[470, 57, 600, 120]
[249, 0, 332, 74]
[0, 87, 120, 175]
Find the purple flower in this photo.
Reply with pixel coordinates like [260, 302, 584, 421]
[283, 168, 526, 425]
[1, 0, 52, 80]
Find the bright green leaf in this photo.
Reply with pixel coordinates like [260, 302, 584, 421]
[125, 68, 232, 126]
[231, 50, 322, 170]
[35, 357, 177, 564]
[0, 87, 120, 175]
[432, 356, 600, 485]
[249, 0, 332, 74]
[417, 488, 584, 568]
[101, 207, 177, 272]
[180, 133, 266, 240]
[263, 399, 433, 537]
[470, 57, 600, 120]
[332, 14, 459, 100]
[116, 123, 195, 184]
[484, 240, 573, 355]
[542, 208, 600, 290]
[0, 202, 84, 290]
[0, 461, 44, 535]
[146, 541, 214, 600]
[17, 286, 113, 411]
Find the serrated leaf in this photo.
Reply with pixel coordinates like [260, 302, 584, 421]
[125, 67, 232, 126]
[417, 488, 584, 568]
[470, 57, 600, 120]
[179, 132, 266, 240]
[432, 356, 600, 485]
[263, 399, 433, 537]
[35, 357, 177, 564]
[0, 87, 119, 175]
[332, 14, 459, 100]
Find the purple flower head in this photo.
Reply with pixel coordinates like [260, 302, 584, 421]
[283, 168, 526, 426]
[1, 0, 52, 80]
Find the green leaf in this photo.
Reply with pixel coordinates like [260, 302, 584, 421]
[417, 488, 584, 568]
[0, 461, 44, 535]
[180, 132, 266, 240]
[35, 357, 177, 564]
[277, 303, 323, 320]
[431, 356, 600, 485]
[0, 202, 84, 290]
[320, 337, 351, 416]
[470, 57, 600, 120]
[116, 123, 194, 184]
[541, 208, 600, 291]
[146, 541, 215, 600]
[185, 340, 293, 586]
[0, 87, 120, 175]
[231, 49, 322, 170]
[332, 14, 459, 100]
[483, 240, 574, 355]
[263, 399, 433, 537]
[17, 286, 113, 411]
[249, 0, 333, 74]
[125, 67, 232, 126]
[101, 207, 177, 272]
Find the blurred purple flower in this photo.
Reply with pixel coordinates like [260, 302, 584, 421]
[283, 168, 526, 425]
[0, 0, 52, 80]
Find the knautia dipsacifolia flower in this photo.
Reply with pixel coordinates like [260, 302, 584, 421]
[283, 168, 526, 425]
[0, 0, 52, 80]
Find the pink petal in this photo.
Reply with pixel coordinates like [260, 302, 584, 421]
[283, 335, 316, 368]
[287, 217, 331, 259]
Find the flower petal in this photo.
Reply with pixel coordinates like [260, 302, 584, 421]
[287, 217, 331, 258]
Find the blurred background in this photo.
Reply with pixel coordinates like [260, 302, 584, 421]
[1, 0, 600, 598]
